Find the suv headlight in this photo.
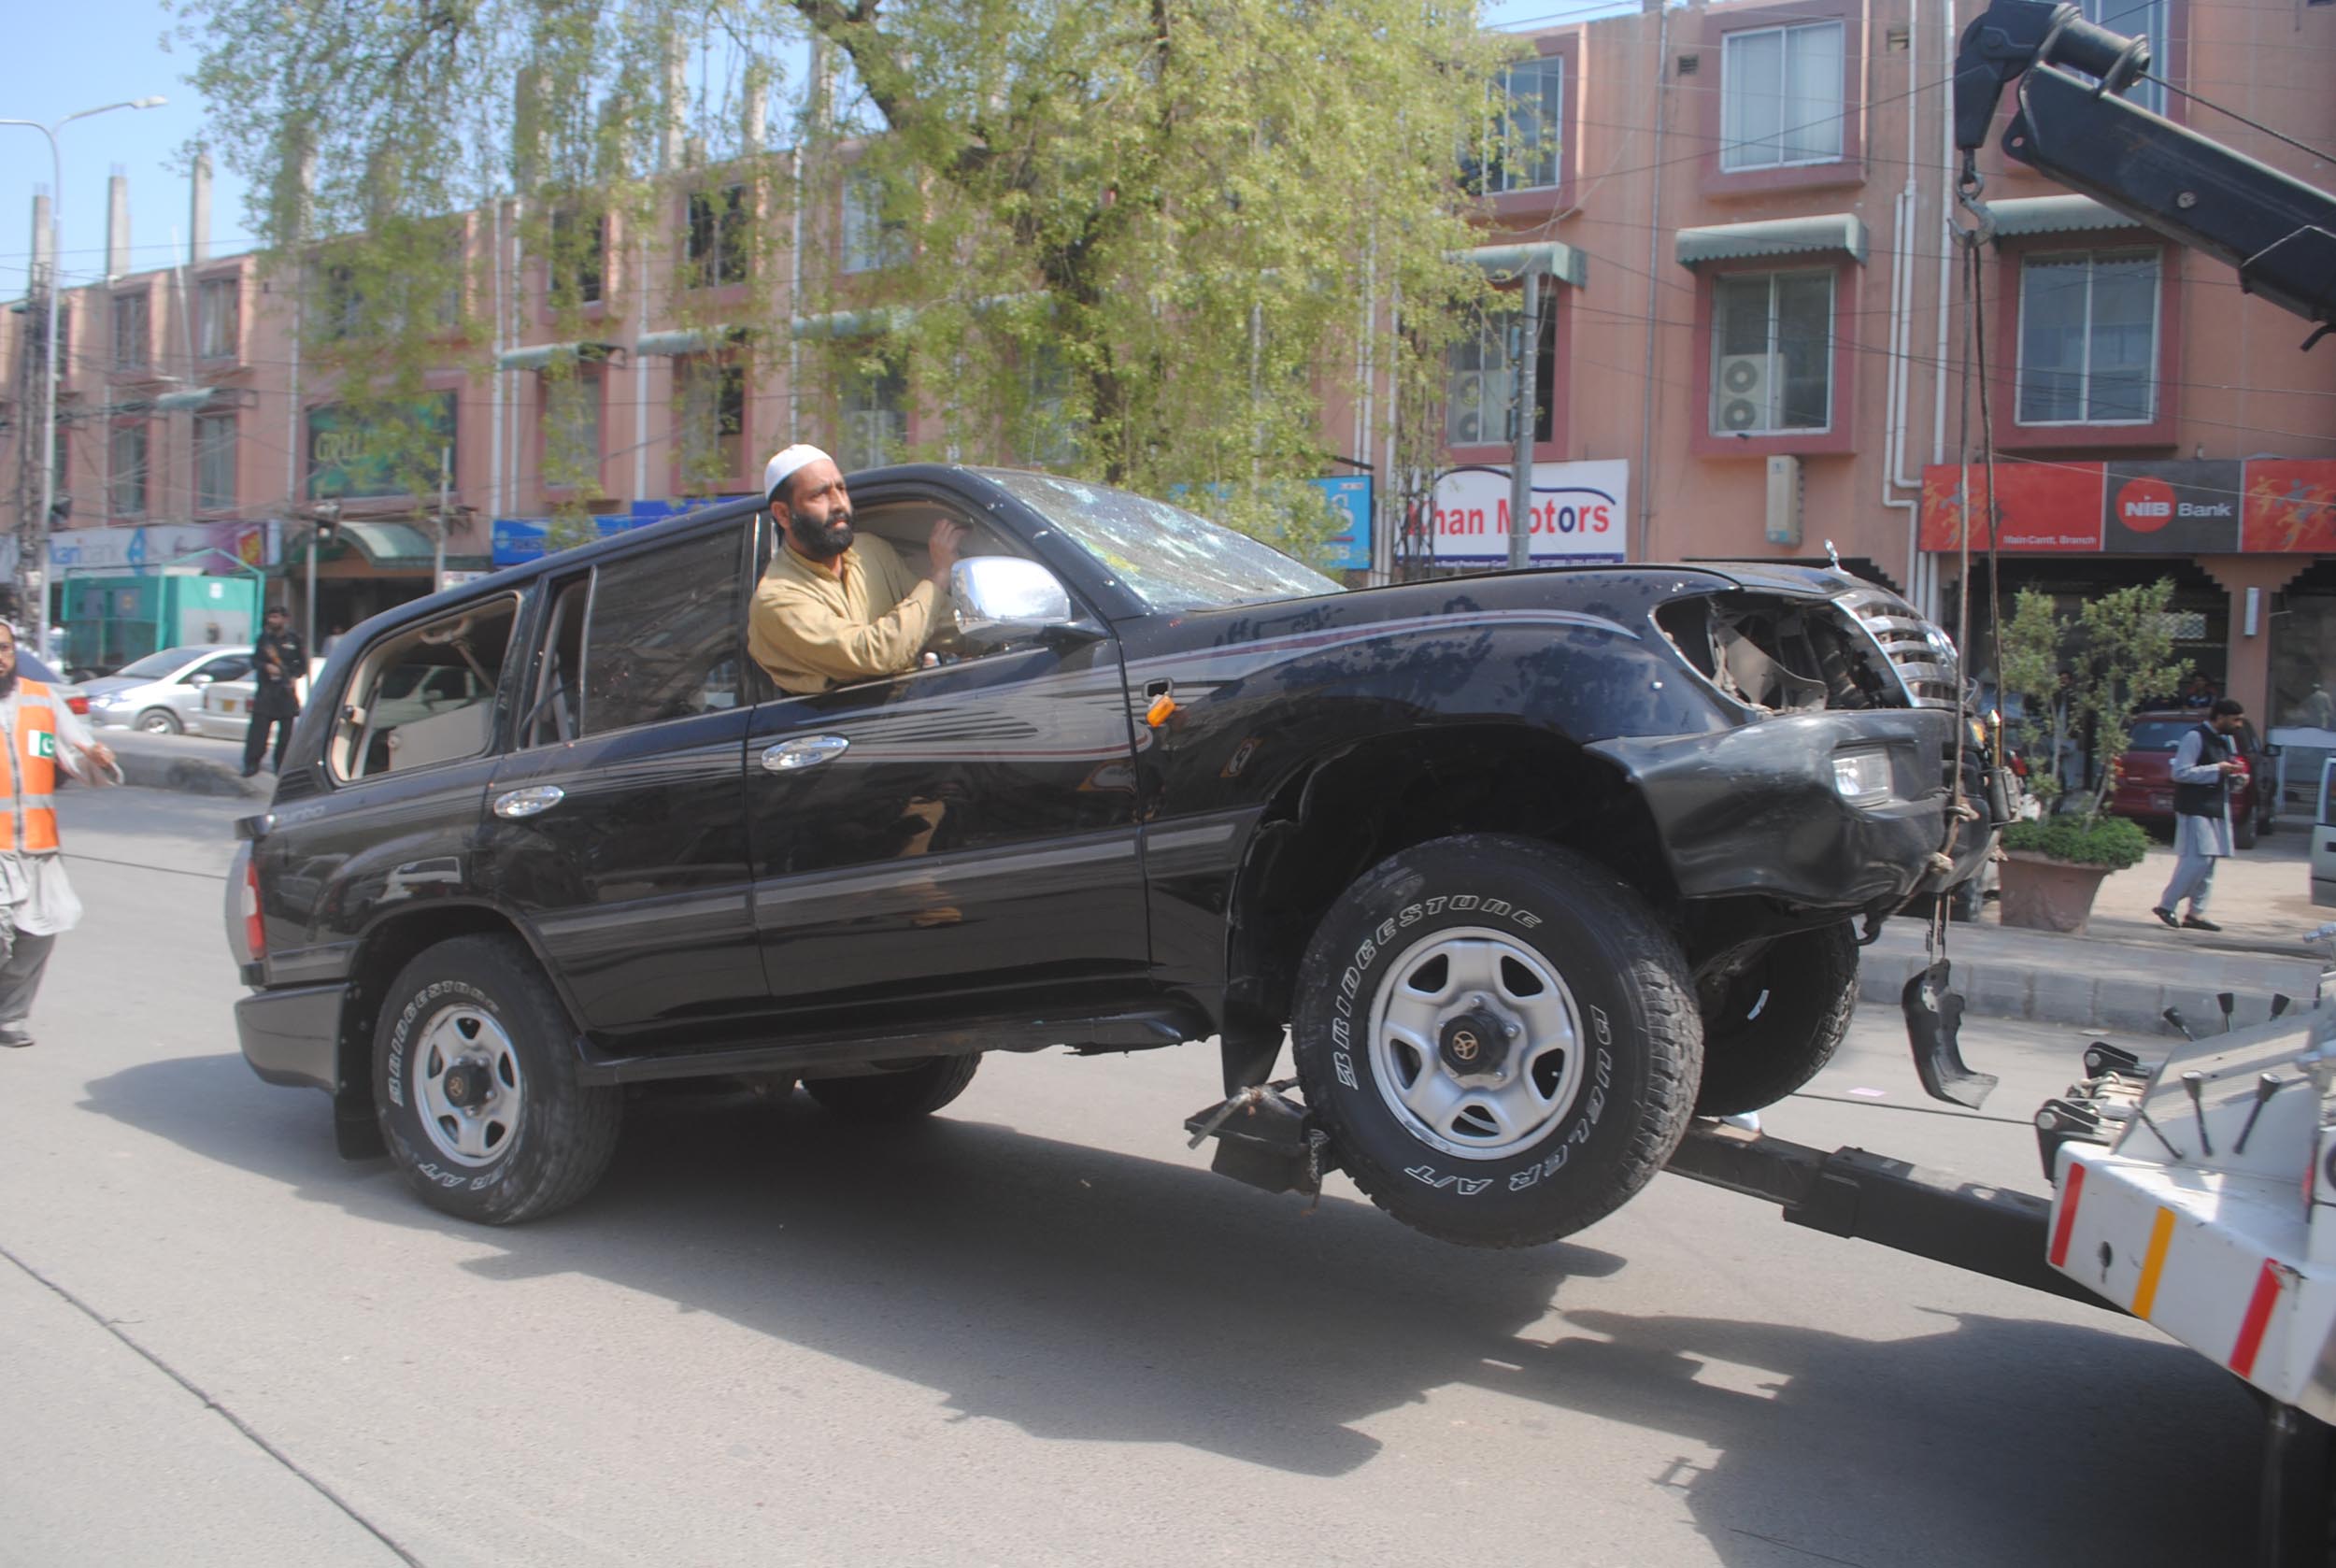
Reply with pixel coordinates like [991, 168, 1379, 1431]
[1832, 748, 1894, 803]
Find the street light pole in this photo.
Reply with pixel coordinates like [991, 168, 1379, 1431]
[0, 96, 167, 657]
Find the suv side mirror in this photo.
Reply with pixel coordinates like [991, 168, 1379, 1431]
[948, 557, 1094, 652]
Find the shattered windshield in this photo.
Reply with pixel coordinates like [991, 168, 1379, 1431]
[980, 470, 1343, 612]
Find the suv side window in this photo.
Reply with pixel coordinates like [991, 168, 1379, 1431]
[579, 527, 747, 734]
[328, 594, 520, 781]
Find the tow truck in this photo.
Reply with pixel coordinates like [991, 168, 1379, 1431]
[1694, 4, 2336, 1558]
[1193, 5, 2336, 1558]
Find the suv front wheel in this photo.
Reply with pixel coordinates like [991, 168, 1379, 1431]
[1290, 835, 1702, 1248]
[373, 934, 622, 1224]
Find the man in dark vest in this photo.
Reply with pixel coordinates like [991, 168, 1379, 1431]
[2154, 697, 2248, 933]
[242, 606, 309, 777]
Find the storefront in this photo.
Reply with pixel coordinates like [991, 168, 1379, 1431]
[1919, 458, 2336, 745]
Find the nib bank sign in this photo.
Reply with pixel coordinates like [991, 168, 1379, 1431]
[1427, 461, 1630, 564]
[1919, 459, 2259, 553]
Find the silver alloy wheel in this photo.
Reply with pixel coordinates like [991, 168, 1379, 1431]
[410, 1004, 523, 1167]
[135, 707, 180, 734]
[1365, 925, 1586, 1162]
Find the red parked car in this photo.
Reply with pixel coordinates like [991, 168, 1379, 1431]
[2109, 709, 2277, 848]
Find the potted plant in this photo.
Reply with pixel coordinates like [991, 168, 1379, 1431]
[1992, 581, 2185, 933]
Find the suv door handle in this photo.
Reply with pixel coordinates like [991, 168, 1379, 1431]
[493, 785, 565, 820]
[762, 735, 850, 773]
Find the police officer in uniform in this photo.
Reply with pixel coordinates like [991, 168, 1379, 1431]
[243, 605, 309, 777]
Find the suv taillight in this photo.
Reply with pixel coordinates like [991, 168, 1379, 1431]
[243, 857, 265, 961]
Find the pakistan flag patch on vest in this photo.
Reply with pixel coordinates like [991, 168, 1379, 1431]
[27, 731, 54, 761]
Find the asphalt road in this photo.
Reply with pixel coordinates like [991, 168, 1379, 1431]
[4, 785, 2265, 1567]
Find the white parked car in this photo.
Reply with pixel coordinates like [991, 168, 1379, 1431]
[192, 661, 415, 743]
[81, 646, 255, 734]
[2313, 757, 2336, 907]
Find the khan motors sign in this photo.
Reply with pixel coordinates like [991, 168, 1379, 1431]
[1920, 458, 2322, 553]
[1426, 460, 1630, 564]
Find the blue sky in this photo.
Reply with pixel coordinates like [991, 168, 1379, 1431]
[2, 0, 1630, 302]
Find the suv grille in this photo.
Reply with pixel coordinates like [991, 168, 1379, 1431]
[1835, 589, 1959, 709]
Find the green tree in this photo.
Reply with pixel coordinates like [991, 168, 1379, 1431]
[1997, 580, 2191, 819]
[176, 0, 1517, 542]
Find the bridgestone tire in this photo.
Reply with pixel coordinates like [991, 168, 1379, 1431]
[1289, 834, 1702, 1248]
[1693, 922, 1859, 1118]
[804, 1054, 981, 1123]
[373, 934, 621, 1225]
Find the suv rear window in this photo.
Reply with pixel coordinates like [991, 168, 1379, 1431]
[329, 595, 520, 780]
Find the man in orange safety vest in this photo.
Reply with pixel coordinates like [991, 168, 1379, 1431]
[0, 621, 117, 1048]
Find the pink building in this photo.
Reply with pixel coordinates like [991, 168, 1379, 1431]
[7, 0, 2335, 727]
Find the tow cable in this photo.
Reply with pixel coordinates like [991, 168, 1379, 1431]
[1901, 174, 2004, 1112]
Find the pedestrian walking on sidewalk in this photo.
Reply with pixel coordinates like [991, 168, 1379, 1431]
[0, 621, 118, 1048]
[242, 606, 308, 777]
[2155, 697, 2249, 934]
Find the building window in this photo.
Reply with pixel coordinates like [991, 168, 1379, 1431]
[320, 264, 363, 341]
[1720, 21, 1845, 172]
[687, 184, 750, 288]
[198, 278, 240, 361]
[1711, 269, 1834, 434]
[195, 412, 236, 511]
[1488, 56, 1563, 193]
[542, 369, 604, 490]
[677, 358, 747, 487]
[838, 352, 907, 472]
[109, 421, 149, 517]
[549, 208, 605, 306]
[2080, 0, 2168, 113]
[111, 291, 150, 371]
[1446, 298, 1556, 448]
[2016, 250, 2158, 425]
[841, 171, 905, 274]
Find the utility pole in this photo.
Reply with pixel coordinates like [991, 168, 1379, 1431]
[1506, 266, 1544, 571]
[0, 98, 167, 655]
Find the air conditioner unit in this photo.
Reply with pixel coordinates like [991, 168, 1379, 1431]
[1454, 410, 1486, 444]
[1717, 353, 1770, 434]
[1765, 453, 1802, 547]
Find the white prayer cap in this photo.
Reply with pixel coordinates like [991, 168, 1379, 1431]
[763, 443, 833, 504]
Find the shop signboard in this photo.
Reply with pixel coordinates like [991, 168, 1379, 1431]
[2103, 460, 2241, 553]
[48, 520, 275, 576]
[306, 392, 459, 501]
[1917, 463, 2104, 552]
[1426, 460, 1629, 564]
[1923, 458, 2336, 554]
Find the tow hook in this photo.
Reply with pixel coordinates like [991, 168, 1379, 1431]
[1185, 1079, 1332, 1197]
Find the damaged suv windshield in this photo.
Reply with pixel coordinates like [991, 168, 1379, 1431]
[980, 469, 1343, 612]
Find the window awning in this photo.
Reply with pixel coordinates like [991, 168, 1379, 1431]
[1466, 241, 1588, 288]
[283, 520, 442, 570]
[495, 341, 622, 372]
[1675, 214, 1867, 268]
[154, 386, 219, 412]
[1981, 194, 2145, 238]
[790, 306, 914, 341]
[634, 325, 749, 356]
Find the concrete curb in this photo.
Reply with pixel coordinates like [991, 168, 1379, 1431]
[94, 732, 270, 801]
[1861, 920, 2321, 1035]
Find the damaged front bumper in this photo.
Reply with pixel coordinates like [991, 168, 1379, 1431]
[1590, 707, 1991, 916]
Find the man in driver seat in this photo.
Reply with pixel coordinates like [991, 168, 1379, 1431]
[748, 444, 967, 694]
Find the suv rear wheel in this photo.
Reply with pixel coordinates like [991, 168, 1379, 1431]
[1290, 834, 1702, 1248]
[373, 934, 622, 1224]
[804, 1055, 981, 1122]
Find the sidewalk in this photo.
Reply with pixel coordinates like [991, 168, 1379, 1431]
[1864, 832, 2328, 1033]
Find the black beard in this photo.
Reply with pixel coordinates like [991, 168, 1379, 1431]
[0, 668, 18, 700]
[785, 504, 855, 562]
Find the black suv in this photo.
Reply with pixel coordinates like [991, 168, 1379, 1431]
[227, 465, 1989, 1247]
